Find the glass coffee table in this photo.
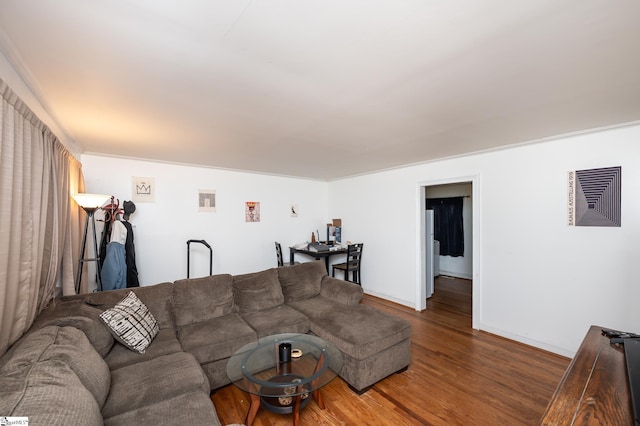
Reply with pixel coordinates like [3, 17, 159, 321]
[227, 333, 343, 426]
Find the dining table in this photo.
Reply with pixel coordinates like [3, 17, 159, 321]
[289, 245, 347, 271]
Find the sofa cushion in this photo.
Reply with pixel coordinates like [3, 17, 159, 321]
[100, 291, 159, 353]
[104, 327, 183, 370]
[277, 260, 327, 302]
[42, 326, 111, 408]
[32, 304, 114, 357]
[0, 326, 107, 424]
[33, 297, 86, 321]
[0, 361, 103, 425]
[177, 313, 256, 364]
[103, 351, 210, 418]
[199, 358, 233, 390]
[0, 326, 61, 374]
[320, 276, 364, 306]
[288, 296, 411, 360]
[104, 391, 220, 426]
[0, 326, 110, 407]
[240, 305, 310, 338]
[173, 274, 234, 326]
[85, 282, 175, 329]
[233, 268, 284, 313]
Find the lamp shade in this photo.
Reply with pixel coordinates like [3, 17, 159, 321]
[71, 193, 111, 209]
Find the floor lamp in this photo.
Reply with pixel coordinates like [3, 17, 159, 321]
[72, 193, 111, 293]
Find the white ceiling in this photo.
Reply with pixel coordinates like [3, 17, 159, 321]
[1, 1, 639, 180]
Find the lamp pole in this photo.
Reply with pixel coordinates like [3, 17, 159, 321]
[72, 193, 110, 293]
[75, 207, 102, 293]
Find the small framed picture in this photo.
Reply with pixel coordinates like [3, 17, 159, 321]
[245, 201, 260, 222]
[198, 190, 216, 212]
[132, 176, 155, 203]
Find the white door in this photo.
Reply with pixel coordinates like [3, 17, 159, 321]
[425, 210, 435, 299]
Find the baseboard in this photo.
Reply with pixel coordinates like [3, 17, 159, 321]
[362, 289, 414, 309]
[478, 324, 575, 358]
[437, 270, 472, 280]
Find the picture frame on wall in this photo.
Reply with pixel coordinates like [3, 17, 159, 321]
[132, 176, 155, 203]
[245, 201, 260, 222]
[198, 190, 216, 212]
[567, 166, 621, 227]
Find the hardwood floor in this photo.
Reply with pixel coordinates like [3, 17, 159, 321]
[211, 276, 570, 425]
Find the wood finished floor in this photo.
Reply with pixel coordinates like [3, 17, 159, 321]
[211, 276, 570, 425]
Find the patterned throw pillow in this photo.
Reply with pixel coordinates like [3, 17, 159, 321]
[99, 291, 159, 353]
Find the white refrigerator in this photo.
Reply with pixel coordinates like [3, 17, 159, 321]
[425, 210, 435, 299]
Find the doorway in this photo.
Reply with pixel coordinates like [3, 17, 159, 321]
[416, 176, 480, 329]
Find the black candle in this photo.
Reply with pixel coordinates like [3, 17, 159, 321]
[279, 342, 292, 363]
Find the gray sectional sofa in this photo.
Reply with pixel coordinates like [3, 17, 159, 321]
[0, 260, 411, 425]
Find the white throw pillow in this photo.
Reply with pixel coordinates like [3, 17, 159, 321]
[100, 291, 159, 353]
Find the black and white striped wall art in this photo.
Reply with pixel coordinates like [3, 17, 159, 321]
[568, 166, 621, 227]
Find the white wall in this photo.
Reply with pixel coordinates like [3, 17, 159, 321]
[329, 124, 640, 357]
[81, 155, 329, 285]
[426, 183, 473, 279]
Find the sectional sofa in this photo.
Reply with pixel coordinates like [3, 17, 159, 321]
[0, 260, 411, 425]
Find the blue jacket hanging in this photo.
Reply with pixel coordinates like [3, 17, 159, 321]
[101, 221, 127, 290]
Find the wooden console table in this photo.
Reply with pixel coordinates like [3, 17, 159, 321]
[540, 325, 633, 425]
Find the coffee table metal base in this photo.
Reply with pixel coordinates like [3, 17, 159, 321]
[245, 353, 327, 426]
[259, 374, 312, 413]
[245, 385, 324, 426]
[228, 334, 340, 426]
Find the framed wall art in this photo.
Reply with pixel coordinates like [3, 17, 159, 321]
[568, 166, 621, 227]
[245, 201, 260, 222]
[132, 176, 155, 203]
[198, 190, 216, 212]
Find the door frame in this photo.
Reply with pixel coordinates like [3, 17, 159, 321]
[415, 174, 481, 329]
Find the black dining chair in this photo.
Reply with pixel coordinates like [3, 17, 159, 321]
[331, 243, 363, 285]
[275, 242, 298, 267]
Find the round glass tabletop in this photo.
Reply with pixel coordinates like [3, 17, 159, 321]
[226, 333, 343, 400]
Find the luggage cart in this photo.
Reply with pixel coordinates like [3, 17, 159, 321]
[186, 239, 212, 278]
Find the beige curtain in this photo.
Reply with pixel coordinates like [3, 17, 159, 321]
[0, 79, 83, 356]
[62, 153, 86, 296]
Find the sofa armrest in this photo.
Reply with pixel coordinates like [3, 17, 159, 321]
[319, 276, 363, 306]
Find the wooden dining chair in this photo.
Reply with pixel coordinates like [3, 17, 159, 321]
[275, 242, 298, 267]
[331, 243, 363, 285]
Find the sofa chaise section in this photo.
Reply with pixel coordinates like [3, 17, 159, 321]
[278, 260, 412, 393]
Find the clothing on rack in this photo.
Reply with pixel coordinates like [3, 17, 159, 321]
[101, 220, 127, 290]
[122, 220, 139, 288]
[122, 200, 139, 288]
[98, 200, 139, 290]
